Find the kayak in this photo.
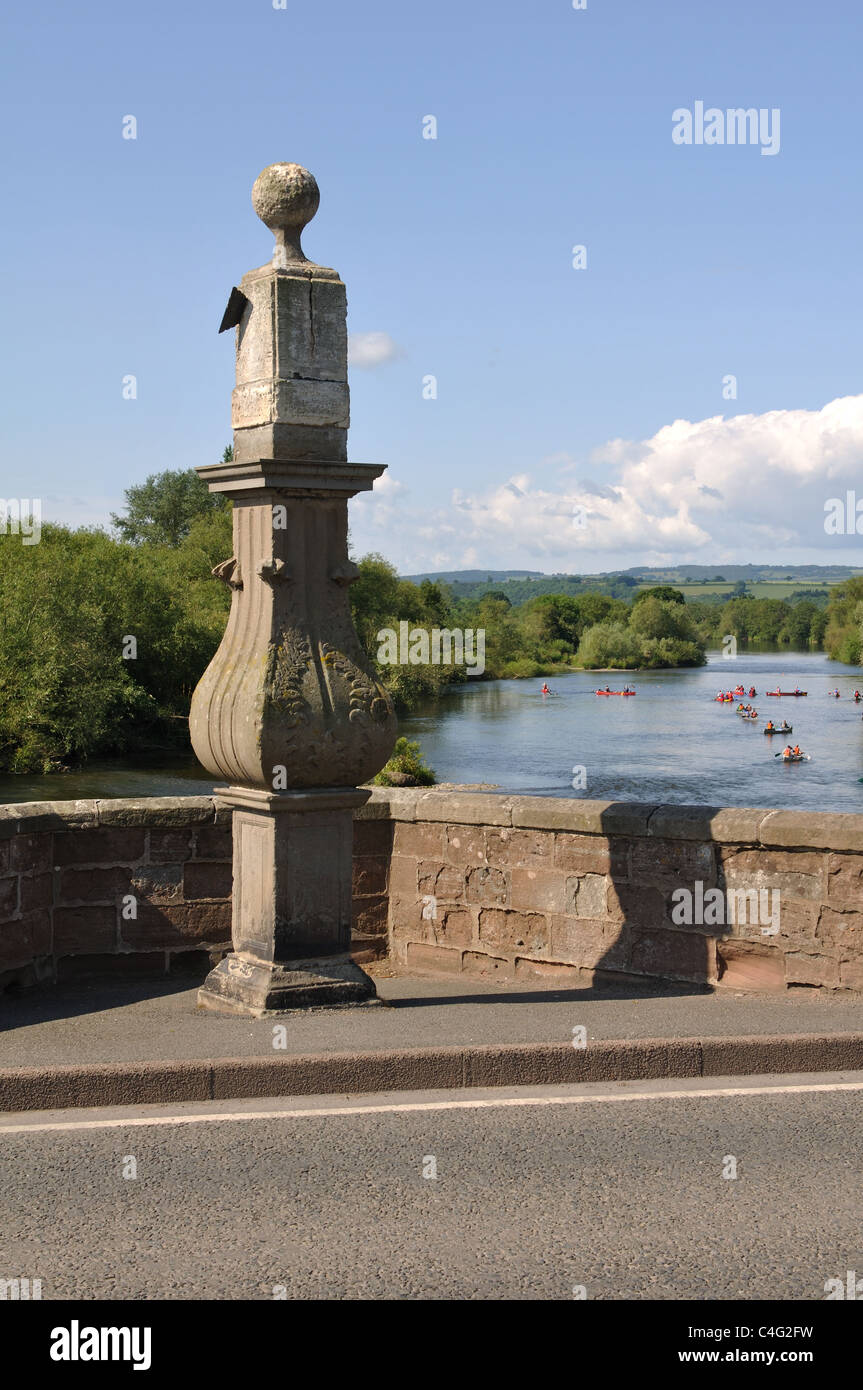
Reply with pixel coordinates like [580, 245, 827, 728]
[765, 691, 807, 697]
[595, 690, 636, 696]
[763, 726, 792, 735]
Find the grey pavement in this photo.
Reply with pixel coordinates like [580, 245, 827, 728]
[1, 1072, 861, 1299]
[2, 970, 863, 1069]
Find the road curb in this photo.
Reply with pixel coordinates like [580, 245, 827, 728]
[2, 1031, 863, 1113]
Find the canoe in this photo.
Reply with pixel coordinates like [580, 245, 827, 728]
[763, 726, 792, 735]
[595, 691, 636, 696]
[765, 691, 807, 697]
[779, 754, 809, 763]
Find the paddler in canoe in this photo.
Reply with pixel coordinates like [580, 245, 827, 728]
[541, 682, 550, 695]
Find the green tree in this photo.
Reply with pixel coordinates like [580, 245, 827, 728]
[111, 467, 228, 547]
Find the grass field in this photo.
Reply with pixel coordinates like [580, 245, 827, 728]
[635, 580, 838, 601]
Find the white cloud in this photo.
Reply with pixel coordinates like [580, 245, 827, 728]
[348, 394, 863, 572]
[348, 331, 402, 369]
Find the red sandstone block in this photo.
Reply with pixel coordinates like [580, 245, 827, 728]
[715, 940, 784, 992]
[785, 951, 840, 989]
[193, 825, 233, 860]
[352, 856, 389, 896]
[54, 905, 116, 954]
[53, 828, 146, 867]
[0, 876, 18, 920]
[431, 906, 474, 948]
[59, 865, 135, 903]
[11, 834, 52, 875]
[461, 950, 513, 978]
[485, 827, 554, 869]
[553, 832, 628, 877]
[392, 821, 446, 859]
[149, 829, 193, 863]
[514, 956, 585, 983]
[444, 824, 488, 865]
[630, 928, 715, 984]
[550, 916, 628, 970]
[417, 860, 467, 901]
[121, 901, 231, 950]
[389, 893, 433, 940]
[839, 959, 863, 991]
[478, 907, 547, 954]
[0, 912, 51, 966]
[353, 820, 392, 856]
[351, 896, 388, 936]
[405, 941, 463, 974]
[388, 855, 419, 898]
[19, 874, 52, 915]
[606, 882, 668, 928]
[183, 861, 232, 901]
[465, 865, 509, 906]
[631, 838, 715, 887]
[510, 867, 565, 914]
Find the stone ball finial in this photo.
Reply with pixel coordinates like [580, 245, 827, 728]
[252, 163, 320, 265]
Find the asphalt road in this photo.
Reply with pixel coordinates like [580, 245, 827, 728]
[2, 1073, 862, 1300]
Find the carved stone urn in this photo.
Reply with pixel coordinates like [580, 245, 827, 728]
[189, 162, 397, 1015]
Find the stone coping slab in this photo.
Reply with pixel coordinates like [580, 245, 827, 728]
[0, 790, 859, 851]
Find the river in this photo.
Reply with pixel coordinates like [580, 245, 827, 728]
[0, 651, 861, 813]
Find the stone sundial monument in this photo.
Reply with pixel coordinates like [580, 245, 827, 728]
[189, 162, 397, 1015]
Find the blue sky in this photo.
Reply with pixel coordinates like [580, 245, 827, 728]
[3, 0, 863, 572]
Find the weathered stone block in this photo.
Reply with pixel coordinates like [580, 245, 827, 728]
[760, 810, 863, 853]
[719, 847, 824, 899]
[418, 861, 466, 901]
[466, 865, 509, 906]
[631, 838, 715, 886]
[565, 872, 608, 919]
[630, 928, 715, 984]
[405, 941, 463, 974]
[59, 865, 133, 904]
[149, 829, 194, 863]
[461, 950, 512, 977]
[351, 896, 388, 937]
[11, 834, 52, 875]
[352, 855, 389, 896]
[121, 902, 231, 950]
[486, 827, 554, 869]
[785, 951, 840, 988]
[478, 907, 547, 954]
[19, 874, 52, 915]
[388, 855, 419, 898]
[606, 882, 668, 928]
[444, 824, 488, 865]
[550, 916, 628, 970]
[54, 906, 116, 954]
[392, 821, 446, 859]
[183, 862, 232, 901]
[431, 907, 474, 948]
[0, 912, 50, 966]
[510, 867, 565, 914]
[715, 939, 784, 992]
[0, 876, 18, 920]
[53, 828, 146, 867]
[553, 832, 624, 876]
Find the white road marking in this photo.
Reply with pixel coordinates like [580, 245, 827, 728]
[2, 1077, 863, 1135]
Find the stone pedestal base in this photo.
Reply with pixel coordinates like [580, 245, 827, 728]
[197, 951, 379, 1015]
[197, 785, 379, 1016]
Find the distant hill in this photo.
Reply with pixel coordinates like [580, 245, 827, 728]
[401, 569, 544, 584]
[398, 564, 863, 608]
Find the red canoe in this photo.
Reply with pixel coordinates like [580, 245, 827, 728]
[594, 690, 636, 696]
[765, 690, 807, 697]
